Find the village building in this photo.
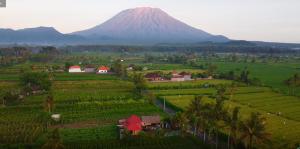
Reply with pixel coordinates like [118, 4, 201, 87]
[118, 115, 161, 136]
[179, 72, 192, 81]
[119, 115, 142, 135]
[145, 72, 163, 81]
[170, 71, 192, 81]
[68, 65, 82, 73]
[141, 115, 161, 130]
[84, 65, 96, 73]
[97, 66, 109, 74]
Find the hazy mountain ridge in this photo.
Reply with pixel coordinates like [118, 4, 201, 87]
[0, 7, 299, 47]
[0, 27, 84, 44]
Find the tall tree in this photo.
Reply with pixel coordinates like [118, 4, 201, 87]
[239, 112, 270, 149]
[19, 72, 52, 93]
[227, 107, 240, 149]
[284, 73, 300, 95]
[214, 86, 228, 149]
[186, 96, 203, 135]
[44, 95, 54, 113]
[132, 73, 147, 97]
[173, 112, 189, 136]
[207, 63, 217, 76]
[240, 68, 250, 85]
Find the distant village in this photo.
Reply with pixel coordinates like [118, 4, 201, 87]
[68, 65, 212, 82]
[69, 65, 110, 74]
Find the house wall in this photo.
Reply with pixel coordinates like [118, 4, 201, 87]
[84, 68, 95, 73]
[98, 70, 108, 73]
[69, 68, 82, 73]
[171, 77, 185, 81]
[183, 75, 192, 81]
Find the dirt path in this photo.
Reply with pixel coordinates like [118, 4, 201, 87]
[155, 99, 176, 115]
[50, 119, 113, 129]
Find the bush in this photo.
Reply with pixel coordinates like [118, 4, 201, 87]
[19, 72, 52, 93]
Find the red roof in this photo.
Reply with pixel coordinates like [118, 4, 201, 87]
[69, 65, 81, 69]
[124, 115, 142, 131]
[98, 66, 109, 71]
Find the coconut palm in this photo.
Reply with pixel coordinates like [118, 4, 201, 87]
[214, 86, 228, 149]
[186, 96, 208, 137]
[239, 112, 270, 149]
[173, 112, 189, 136]
[227, 107, 240, 149]
[44, 95, 54, 113]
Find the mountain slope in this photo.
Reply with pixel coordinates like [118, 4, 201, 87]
[73, 7, 229, 44]
[0, 27, 84, 44]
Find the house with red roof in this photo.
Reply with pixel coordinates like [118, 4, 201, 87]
[118, 115, 161, 137]
[119, 115, 142, 135]
[68, 65, 82, 73]
[97, 66, 109, 74]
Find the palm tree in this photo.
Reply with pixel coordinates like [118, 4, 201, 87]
[227, 107, 240, 149]
[44, 95, 54, 113]
[239, 112, 270, 149]
[173, 112, 189, 136]
[214, 86, 228, 149]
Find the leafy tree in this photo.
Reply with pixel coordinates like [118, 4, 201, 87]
[239, 112, 270, 149]
[284, 73, 300, 95]
[1, 90, 20, 106]
[240, 67, 250, 85]
[112, 59, 127, 78]
[143, 91, 156, 105]
[207, 63, 217, 76]
[64, 62, 73, 71]
[132, 73, 147, 97]
[19, 72, 52, 93]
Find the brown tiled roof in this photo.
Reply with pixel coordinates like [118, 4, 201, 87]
[145, 73, 161, 78]
[179, 71, 191, 75]
[141, 115, 160, 124]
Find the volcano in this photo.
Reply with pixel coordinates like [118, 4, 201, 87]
[73, 7, 229, 44]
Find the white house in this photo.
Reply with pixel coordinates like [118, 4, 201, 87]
[98, 66, 109, 74]
[69, 65, 82, 73]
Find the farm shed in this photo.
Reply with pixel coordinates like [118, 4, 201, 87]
[141, 115, 161, 126]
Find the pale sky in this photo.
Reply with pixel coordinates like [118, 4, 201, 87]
[0, 0, 300, 43]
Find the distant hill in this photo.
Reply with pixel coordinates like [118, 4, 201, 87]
[72, 7, 229, 44]
[0, 27, 84, 45]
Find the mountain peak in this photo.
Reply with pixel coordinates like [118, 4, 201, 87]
[73, 7, 229, 44]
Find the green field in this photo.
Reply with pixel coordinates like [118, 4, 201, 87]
[212, 61, 300, 95]
[0, 76, 168, 148]
[154, 86, 300, 147]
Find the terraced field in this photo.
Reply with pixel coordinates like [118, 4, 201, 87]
[152, 85, 300, 147]
[0, 77, 167, 147]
